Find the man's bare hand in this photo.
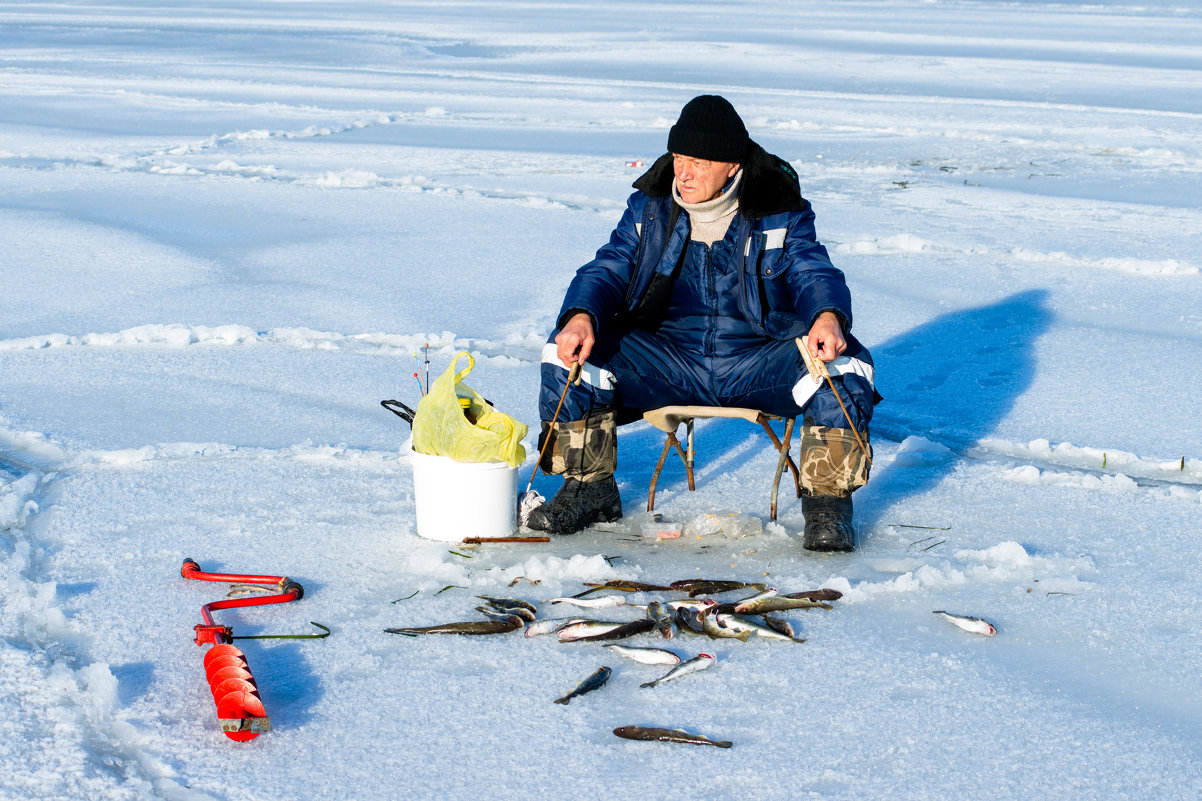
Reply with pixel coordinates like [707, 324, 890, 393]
[555, 312, 595, 368]
[806, 311, 846, 362]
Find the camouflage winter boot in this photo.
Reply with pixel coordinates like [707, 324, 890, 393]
[525, 409, 622, 535]
[798, 422, 871, 553]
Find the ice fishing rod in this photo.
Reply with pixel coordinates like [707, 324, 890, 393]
[796, 336, 872, 467]
[519, 362, 581, 517]
[180, 559, 311, 742]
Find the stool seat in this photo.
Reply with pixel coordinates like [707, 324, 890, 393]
[642, 405, 802, 520]
[644, 405, 778, 432]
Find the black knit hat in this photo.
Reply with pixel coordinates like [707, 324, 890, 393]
[667, 95, 750, 163]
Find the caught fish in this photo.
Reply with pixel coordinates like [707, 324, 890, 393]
[713, 613, 804, 643]
[385, 615, 524, 636]
[669, 579, 765, 595]
[783, 588, 843, 602]
[565, 618, 655, 643]
[733, 586, 778, 604]
[549, 595, 627, 609]
[674, 605, 706, 635]
[476, 595, 537, 614]
[666, 598, 718, 612]
[646, 601, 675, 639]
[640, 653, 715, 688]
[759, 614, 796, 639]
[701, 613, 751, 641]
[553, 666, 612, 705]
[733, 596, 832, 615]
[524, 617, 588, 638]
[573, 580, 671, 597]
[933, 610, 997, 636]
[476, 605, 536, 623]
[687, 581, 767, 597]
[555, 620, 628, 642]
[602, 644, 681, 666]
[613, 725, 732, 748]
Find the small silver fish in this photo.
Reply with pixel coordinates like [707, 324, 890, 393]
[475, 605, 536, 622]
[523, 617, 588, 638]
[759, 614, 797, 639]
[700, 613, 751, 642]
[554, 666, 611, 704]
[555, 620, 628, 642]
[564, 618, 654, 642]
[665, 598, 719, 612]
[933, 610, 997, 636]
[603, 644, 681, 666]
[476, 595, 537, 614]
[549, 595, 627, 609]
[713, 613, 804, 643]
[640, 653, 714, 688]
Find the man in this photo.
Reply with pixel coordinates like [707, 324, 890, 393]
[526, 95, 878, 551]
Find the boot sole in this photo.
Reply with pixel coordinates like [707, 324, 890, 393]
[527, 502, 623, 536]
[803, 530, 855, 552]
[804, 542, 855, 553]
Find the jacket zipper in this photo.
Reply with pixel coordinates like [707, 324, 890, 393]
[705, 244, 716, 355]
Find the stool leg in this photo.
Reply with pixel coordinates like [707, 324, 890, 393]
[760, 417, 801, 499]
[770, 417, 796, 521]
[648, 438, 672, 512]
[685, 419, 696, 491]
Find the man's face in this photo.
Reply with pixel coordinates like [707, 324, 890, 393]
[673, 154, 741, 204]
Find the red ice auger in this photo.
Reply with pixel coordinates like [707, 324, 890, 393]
[181, 558, 307, 741]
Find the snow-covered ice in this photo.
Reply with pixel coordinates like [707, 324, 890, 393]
[2, 1, 1201, 799]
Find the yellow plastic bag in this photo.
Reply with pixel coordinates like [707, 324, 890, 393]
[411, 351, 528, 468]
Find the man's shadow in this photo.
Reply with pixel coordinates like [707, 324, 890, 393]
[856, 288, 1052, 532]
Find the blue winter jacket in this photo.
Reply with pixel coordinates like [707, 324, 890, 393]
[558, 145, 853, 345]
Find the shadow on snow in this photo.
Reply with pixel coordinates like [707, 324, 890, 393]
[575, 290, 1052, 538]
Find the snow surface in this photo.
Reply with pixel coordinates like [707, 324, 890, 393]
[2, 1, 1201, 798]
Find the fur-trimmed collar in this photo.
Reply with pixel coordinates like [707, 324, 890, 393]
[631, 142, 807, 219]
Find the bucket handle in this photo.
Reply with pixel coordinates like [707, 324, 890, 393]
[380, 400, 416, 425]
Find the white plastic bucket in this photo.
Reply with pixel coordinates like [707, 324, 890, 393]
[410, 451, 517, 542]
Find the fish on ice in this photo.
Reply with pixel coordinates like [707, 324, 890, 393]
[640, 653, 715, 688]
[602, 644, 681, 666]
[713, 613, 804, 643]
[933, 610, 997, 636]
[646, 601, 675, 639]
[385, 615, 524, 635]
[563, 618, 655, 642]
[613, 725, 732, 748]
[476, 595, 537, 614]
[553, 666, 612, 704]
[549, 595, 627, 609]
[555, 620, 628, 642]
[523, 617, 588, 638]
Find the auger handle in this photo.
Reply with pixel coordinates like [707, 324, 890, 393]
[182, 558, 297, 589]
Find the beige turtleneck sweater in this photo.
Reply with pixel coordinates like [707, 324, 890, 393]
[672, 168, 744, 246]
